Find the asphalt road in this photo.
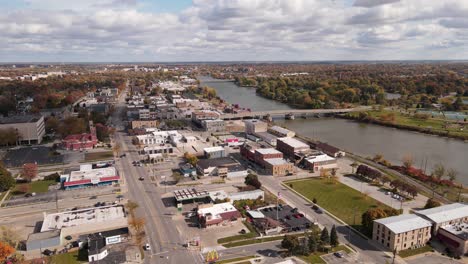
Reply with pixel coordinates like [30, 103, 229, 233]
[111, 93, 203, 264]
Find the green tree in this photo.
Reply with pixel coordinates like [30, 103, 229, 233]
[281, 235, 299, 256]
[244, 173, 261, 189]
[447, 169, 457, 183]
[424, 198, 441, 209]
[432, 163, 445, 181]
[308, 232, 318, 253]
[330, 225, 339, 247]
[320, 227, 330, 246]
[0, 164, 15, 192]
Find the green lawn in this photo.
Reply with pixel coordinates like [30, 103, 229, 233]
[84, 151, 114, 161]
[286, 178, 392, 226]
[398, 245, 433, 258]
[49, 250, 87, 264]
[216, 255, 256, 264]
[13, 180, 57, 194]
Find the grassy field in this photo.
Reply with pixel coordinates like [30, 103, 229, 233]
[350, 110, 468, 138]
[84, 151, 114, 161]
[398, 245, 433, 258]
[49, 250, 87, 264]
[299, 245, 352, 264]
[13, 180, 57, 194]
[286, 178, 392, 226]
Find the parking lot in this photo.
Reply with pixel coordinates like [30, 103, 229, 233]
[406, 253, 464, 264]
[259, 205, 312, 232]
[2, 146, 64, 167]
[321, 251, 353, 264]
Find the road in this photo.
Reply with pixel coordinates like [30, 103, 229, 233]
[111, 90, 203, 264]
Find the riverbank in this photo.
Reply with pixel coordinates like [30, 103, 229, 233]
[343, 110, 468, 141]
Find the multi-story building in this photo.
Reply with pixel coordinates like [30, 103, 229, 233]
[276, 137, 310, 158]
[202, 119, 225, 132]
[254, 148, 283, 166]
[204, 146, 226, 159]
[192, 110, 220, 125]
[62, 121, 98, 151]
[373, 214, 432, 251]
[0, 114, 45, 144]
[263, 158, 294, 176]
[415, 203, 468, 235]
[244, 119, 267, 134]
[131, 120, 159, 129]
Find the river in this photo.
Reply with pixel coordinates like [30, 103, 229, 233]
[200, 76, 468, 184]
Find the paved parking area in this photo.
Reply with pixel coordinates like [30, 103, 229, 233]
[321, 251, 353, 264]
[2, 146, 64, 167]
[259, 204, 312, 232]
[406, 253, 464, 264]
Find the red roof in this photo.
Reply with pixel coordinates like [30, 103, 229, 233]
[64, 176, 119, 187]
[100, 176, 120, 182]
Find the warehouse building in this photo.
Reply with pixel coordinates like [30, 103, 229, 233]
[60, 165, 120, 190]
[0, 114, 45, 144]
[276, 137, 310, 158]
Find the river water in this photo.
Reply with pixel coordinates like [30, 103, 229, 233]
[200, 76, 468, 184]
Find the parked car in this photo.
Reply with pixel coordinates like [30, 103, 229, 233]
[90, 196, 97, 199]
[138, 177, 144, 181]
[334, 252, 344, 258]
[315, 208, 323, 214]
[144, 243, 151, 251]
[239, 229, 246, 234]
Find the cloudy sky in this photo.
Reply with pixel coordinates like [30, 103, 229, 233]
[1, 0, 467, 62]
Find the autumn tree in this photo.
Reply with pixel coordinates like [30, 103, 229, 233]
[424, 198, 441, 209]
[113, 143, 122, 156]
[125, 200, 139, 216]
[432, 163, 445, 181]
[183, 152, 198, 166]
[362, 208, 388, 236]
[0, 226, 20, 248]
[402, 155, 414, 171]
[21, 163, 38, 182]
[0, 241, 14, 261]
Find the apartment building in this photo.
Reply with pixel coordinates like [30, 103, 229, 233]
[373, 214, 432, 251]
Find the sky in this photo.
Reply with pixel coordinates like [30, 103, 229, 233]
[0, 0, 467, 62]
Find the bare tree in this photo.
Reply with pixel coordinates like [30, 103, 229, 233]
[447, 169, 457, 183]
[432, 163, 445, 181]
[402, 155, 414, 171]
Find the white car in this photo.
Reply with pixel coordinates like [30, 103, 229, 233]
[144, 243, 151, 251]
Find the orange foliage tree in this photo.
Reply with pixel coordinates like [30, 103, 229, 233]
[0, 241, 14, 261]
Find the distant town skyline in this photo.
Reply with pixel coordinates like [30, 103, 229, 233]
[1, 0, 467, 62]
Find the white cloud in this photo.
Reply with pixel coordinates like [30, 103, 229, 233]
[0, 0, 467, 61]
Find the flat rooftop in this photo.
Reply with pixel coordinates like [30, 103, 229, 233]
[41, 205, 126, 232]
[255, 148, 282, 155]
[305, 153, 336, 163]
[0, 114, 42, 124]
[269, 126, 293, 135]
[415, 203, 468, 224]
[197, 157, 239, 169]
[198, 202, 238, 218]
[277, 137, 309, 149]
[68, 166, 117, 183]
[375, 214, 432, 234]
[441, 223, 468, 241]
[174, 188, 209, 202]
[264, 158, 290, 166]
[204, 146, 225, 152]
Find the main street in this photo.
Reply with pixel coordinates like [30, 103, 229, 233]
[111, 91, 203, 264]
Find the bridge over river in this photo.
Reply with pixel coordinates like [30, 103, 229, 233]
[220, 106, 370, 120]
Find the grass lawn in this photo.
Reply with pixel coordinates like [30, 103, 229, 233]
[49, 249, 88, 264]
[85, 151, 114, 161]
[222, 235, 285, 248]
[216, 255, 256, 264]
[352, 110, 468, 138]
[286, 178, 392, 226]
[13, 180, 57, 195]
[299, 245, 352, 264]
[398, 245, 433, 258]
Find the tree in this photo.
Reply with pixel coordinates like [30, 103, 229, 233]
[244, 173, 262, 189]
[330, 225, 339, 247]
[183, 152, 198, 166]
[281, 235, 299, 256]
[362, 208, 388, 236]
[129, 217, 146, 233]
[172, 172, 183, 183]
[402, 155, 414, 171]
[113, 143, 122, 156]
[320, 227, 330, 250]
[0, 241, 14, 261]
[21, 163, 38, 182]
[312, 198, 317, 204]
[447, 169, 457, 183]
[0, 164, 15, 192]
[424, 198, 441, 209]
[432, 163, 445, 181]
[0, 226, 20, 248]
[125, 200, 139, 216]
[308, 232, 318, 253]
